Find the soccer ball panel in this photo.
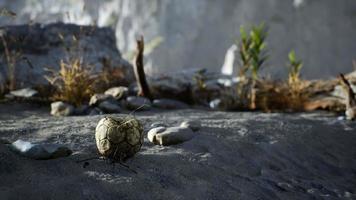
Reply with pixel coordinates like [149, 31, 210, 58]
[95, 116, 143, 160]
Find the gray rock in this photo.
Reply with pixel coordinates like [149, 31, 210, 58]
[89, 107, 104, 116]
[50, 101, 75, 117]
[10, 88, 38, 98]
[104, 86, 129, 100]
[180, 120, 201, 132]
[10, 139, 72, 160]
[148, 126, 195, 146]
[147, 126, 166, 144]
[4, 93, 15, 100]
[346, 107, 356, 121]
[89, 94, 115, 106]
[125, 96, 151, 110]
[98, 101, 122, 114]
[74, 105, 90, 115]
[149, 76, 192, 102]
[0, 23, 134, 87]
[209, 99, 223, 109]
[152, 99, 189, 109]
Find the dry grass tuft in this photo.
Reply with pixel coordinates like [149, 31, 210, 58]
[0, 33, 22, 97]
[45, 58, 96, 106]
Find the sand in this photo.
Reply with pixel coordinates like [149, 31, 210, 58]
[0, 103, 355, 199]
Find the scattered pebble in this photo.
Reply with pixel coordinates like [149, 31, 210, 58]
[337, 116, 345, 121]
[10, 139, 72, 160]
[89, 107, 104, 116]
[98, 100, 122, 113]
[104, 86, 129, 100]
[147, 126, 166, 144]
[74, 105, 90, 115]
[180, 120, 201, 132]
[147, 126, 195, 146]
[50, 101, 75, 117]
[209, 99, 222, 109]
[10, 88, 38, 98]
[89, 94, 115, 106]
[125, 96, 151, 110]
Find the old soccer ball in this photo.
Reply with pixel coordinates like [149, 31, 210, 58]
[95, 116, 144, 161]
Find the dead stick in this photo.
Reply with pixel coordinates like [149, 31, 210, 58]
[133, 36, 152, 100]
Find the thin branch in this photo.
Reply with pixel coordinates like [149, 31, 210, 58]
[133, 36, 152, 100]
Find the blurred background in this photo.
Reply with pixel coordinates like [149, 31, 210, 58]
[0, 0, 355, 79]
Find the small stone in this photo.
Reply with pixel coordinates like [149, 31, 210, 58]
[180, 120, 201, 132]
[10, 88, 38, 98]
[89, 107, 104, 116]
[346, 107, 356, 121]
[10, 140, 72, 160]
[125, 96, 151, 110]
[98, 101, 122, 113]
[337, 116, 345, 121]
[148, 126, 195, 146]
[147, 126, 166, 144]
[4, 93, 15, 100]
[50, 101, 75, 117]
[74, 105, 90, 115]
[104, 86, 129, 100]
[209, 99, 222, 109]
[152, 98, 189, 109]
[89, 94, 115, 106]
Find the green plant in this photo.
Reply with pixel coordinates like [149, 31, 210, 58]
[288, 50, 303, 86]
[45, 58, 96, 106]
[237, 23, 268, 109]
[286, 50, 307, 110]
[193, 69, 207, 90]
[237, 23, 268, 80]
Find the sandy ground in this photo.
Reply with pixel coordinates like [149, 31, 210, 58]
[0, 103, 356, 200]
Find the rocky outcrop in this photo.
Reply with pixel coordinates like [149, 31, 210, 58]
[0, 23, 134, 88]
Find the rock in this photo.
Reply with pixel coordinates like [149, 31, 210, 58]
[98, 101, 122, 114]
[346, 107, 356, 121]
[74, 105, 90, 115]
[9, 88, 38, 98]
[89, 107, 104, 116]
[0, 23, 134, 87]
[149, 76, 193, 103]
[128, 83, 139, 96]
[104, 86, 129, 100]
[147, 127, 166, 144]
[125, 96, 151, 110]
[152, 99, 189, 109]
[4, 93, 15, 100]
[89, 94, 115, 106]
[180, 120, 201, 132]
[50, 101, 75, 117]
[148, 126, 195, 146]
[10, 140, 72, 160]
[210, 99, 223, 109]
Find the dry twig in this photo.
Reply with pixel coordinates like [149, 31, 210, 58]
[133, 36, 152, 100]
